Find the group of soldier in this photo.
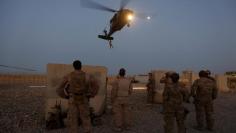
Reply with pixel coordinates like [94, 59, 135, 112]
[58, 60, 133, 133]
[58, 60, 218, 133]
[147, 70, 218, 133]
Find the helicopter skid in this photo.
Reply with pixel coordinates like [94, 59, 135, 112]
[98, 35, 114, 40]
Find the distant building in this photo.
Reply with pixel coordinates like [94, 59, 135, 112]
[225, 71, 236, 77]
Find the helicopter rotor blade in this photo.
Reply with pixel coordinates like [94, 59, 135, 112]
[81, 0, 117, 13]
[0, 65, 37, 72]
[120, 0, 131, 9]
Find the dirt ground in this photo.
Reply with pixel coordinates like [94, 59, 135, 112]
[1, 85, 236, 133]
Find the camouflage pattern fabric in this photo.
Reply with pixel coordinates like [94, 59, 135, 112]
[67, 94, 91, 133]
[191, 77, 218, 130]
[163, 83, 186, 133]
[65, 70, 92, 133]
[56, 77, 69, 99]
[67, 71, 86, 94]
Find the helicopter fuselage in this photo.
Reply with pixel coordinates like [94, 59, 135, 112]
[108, 9, 134, 37]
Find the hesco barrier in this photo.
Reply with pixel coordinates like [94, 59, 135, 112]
[149, 70, 233, 104]
[227, 77, 236, 89]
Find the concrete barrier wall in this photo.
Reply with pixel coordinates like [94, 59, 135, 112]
[46, 63, 107, 116]
[149, 70, 232, 104]
[181, 71, 192, 90]
[215, 75, 230, 92]
[227, 77, 236, 89]
[151, 70, 168, 103]
[151, 70, 168, 91]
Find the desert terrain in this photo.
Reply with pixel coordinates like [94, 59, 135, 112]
[1, 83, 236, 133]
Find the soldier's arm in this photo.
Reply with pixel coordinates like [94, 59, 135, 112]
[163, 86, 169, 102]
[56, 74, 69, 98]
[190, 80, 198, 98]
[87, 75, 99, 98]
[180, 87, 190, 103]
[85, 74, 90, 89]
[129, 82, 133, 95]
[111, 81, 118, 103]
[58, 75, 69, 90]
[212, 81, 218, 100]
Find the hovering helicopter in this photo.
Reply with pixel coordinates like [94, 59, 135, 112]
[81, 0, 152, 48]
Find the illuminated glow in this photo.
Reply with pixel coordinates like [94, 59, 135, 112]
[133, 87, 147, 90]
[127, 14, 134, 21]
[147, 16, 151, 20]
[29, 85, 46, 88]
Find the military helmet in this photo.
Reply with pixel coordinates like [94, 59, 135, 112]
[160, 71, 175, 83]
[170, 72, 180, 83]
[199, 70, 208, 77]
[73, 60, 82, 70]
[119, 68, 126, 77]
[165, 71, 175, 77]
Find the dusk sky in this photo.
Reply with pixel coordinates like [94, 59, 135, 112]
[1, 0, 236, 75]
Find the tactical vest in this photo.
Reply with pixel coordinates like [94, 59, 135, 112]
[67, 70, 86, 94]
[195, 77, 215, 102]
[165, 84, 183, 105]
[163, 83, 184, 113]
[116, 78, 131, 97]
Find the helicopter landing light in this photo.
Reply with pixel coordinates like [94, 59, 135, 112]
[127, 14, 134, 21]
[147, 16, 151, 20]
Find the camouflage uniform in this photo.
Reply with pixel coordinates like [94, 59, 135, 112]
[163, 83, 187, 133]
[111, 77, 132, 130]
[191, 77, 218, 130]
[65, 70, 92, 133]
[147, 73, 155, 103]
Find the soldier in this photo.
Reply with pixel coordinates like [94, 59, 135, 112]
[60, 60, 92, 133]
[146, 73, 155, 103]
[191, 70, 218, 131]
[161, 72, 190, 110]
[111, 68, 133, 131]
[163, 72, 187, 133]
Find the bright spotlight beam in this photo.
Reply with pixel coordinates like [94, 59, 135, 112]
[127, 14, 134, 21]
